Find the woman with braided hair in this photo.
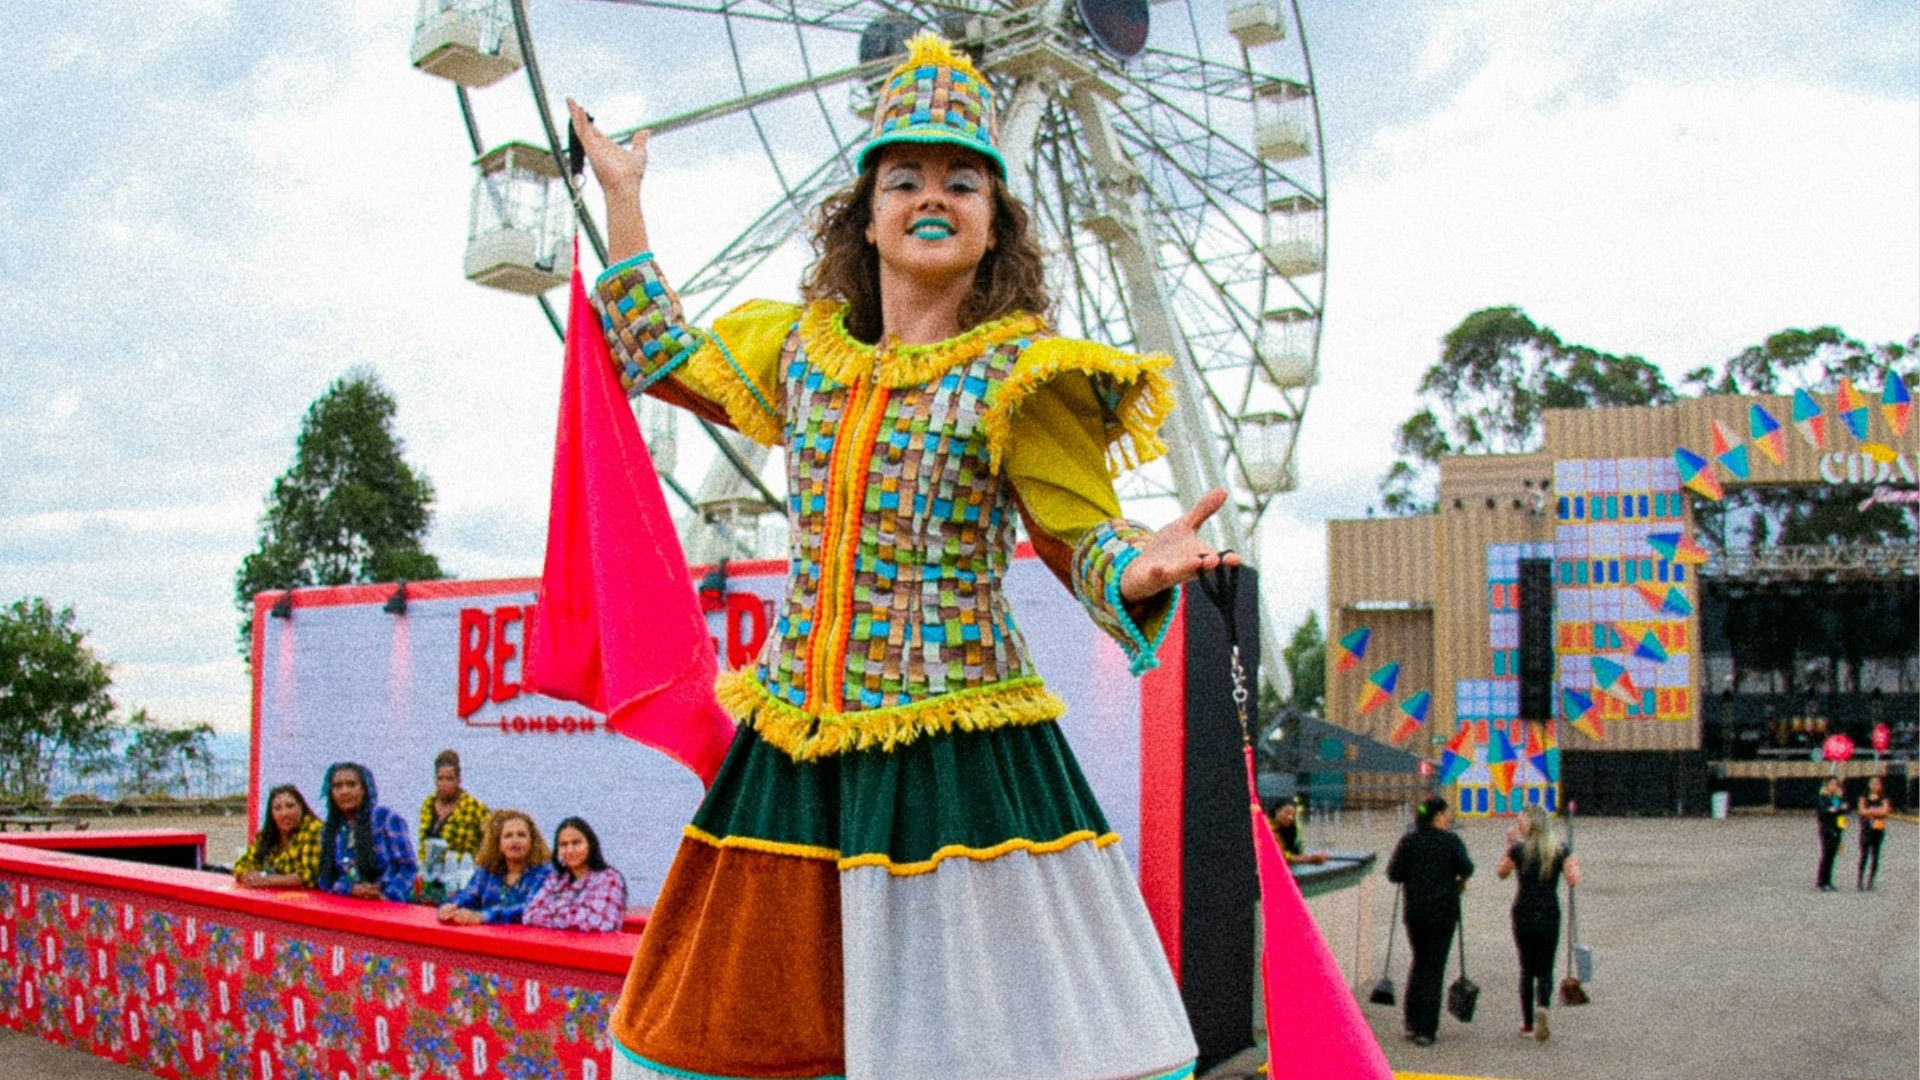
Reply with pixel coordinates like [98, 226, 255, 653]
[568, 31, 1232, 1080]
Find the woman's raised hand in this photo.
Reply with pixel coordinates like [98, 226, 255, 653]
[1118, 488, 1243, 604]
[566, 99, 648, 195]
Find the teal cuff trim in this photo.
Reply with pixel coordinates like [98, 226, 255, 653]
[633, 344, 690, 392]
[614, 1041, 844, 1080]
[688, 326, 779, 420]
[1144, 1063, 1198, 1080]
[595, 250, 656, 291]
[1105, 549, 1176, 675]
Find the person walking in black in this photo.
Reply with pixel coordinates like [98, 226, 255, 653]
[1815, 776, 1848, 892]
[1387, 795, 1475, 1046]
[1857, 775, 1891, 890]
[1496, 805, 1581, 1041]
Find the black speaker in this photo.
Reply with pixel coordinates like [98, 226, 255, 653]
[1518, 558, 1554, 721]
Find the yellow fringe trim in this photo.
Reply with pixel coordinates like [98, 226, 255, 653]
[839, 830, 1121, 877]
[686, 337, 785, 448]
[683, 824, 841, 863]
[977, 337, 1175, 478]
[715, 669, 1066, 762]
[801, 302, 1049, 390]
[896, 31, 990, 87]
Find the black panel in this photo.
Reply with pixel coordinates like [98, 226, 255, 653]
[1179, 571, 1260, 1070]
[1518, 558, 1554, 722]
[1559, 750, 1710, 817]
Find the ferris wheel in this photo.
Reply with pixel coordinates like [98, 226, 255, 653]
[410, 0, 1328, 690]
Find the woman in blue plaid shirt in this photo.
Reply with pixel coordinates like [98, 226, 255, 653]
[317, 762, 418, 902]
[438, 809, 554, 926]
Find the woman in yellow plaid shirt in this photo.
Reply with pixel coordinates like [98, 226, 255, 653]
[234, 784, 323, 888]
[419, 749, 489, 863]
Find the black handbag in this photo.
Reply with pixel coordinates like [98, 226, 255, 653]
[1445, 900, 1479, 1023]
[1368, 886, 1400, 1007]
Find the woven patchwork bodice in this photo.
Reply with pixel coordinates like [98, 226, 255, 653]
[761, 333, 1035, 716]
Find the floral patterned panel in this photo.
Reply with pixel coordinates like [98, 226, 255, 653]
[0, 873, 620, 1080]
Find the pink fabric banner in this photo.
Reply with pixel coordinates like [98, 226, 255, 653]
[523, 246, 736, 785]
[1246, 748, 1393, 1078]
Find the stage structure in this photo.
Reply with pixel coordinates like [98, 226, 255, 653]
[407, 0, 1329, 697]
[1324, 383, 1919, 816]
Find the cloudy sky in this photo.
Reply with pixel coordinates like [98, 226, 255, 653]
[0, 0, 1914, 735]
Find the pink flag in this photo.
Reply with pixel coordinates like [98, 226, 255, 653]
[523, 245, 736, 785]
[1245, 748, 1393, 1079]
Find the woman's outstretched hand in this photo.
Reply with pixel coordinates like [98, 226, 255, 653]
[566, 99, 648, 195]
[1118, 488, 1242, 604]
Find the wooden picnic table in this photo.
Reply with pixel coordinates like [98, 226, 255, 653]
[0, 815, 87, 832]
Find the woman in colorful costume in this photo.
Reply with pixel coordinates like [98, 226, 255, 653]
[569, 32, 1235, 1080]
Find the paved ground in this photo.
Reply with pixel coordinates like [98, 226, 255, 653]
[4, 812, 1914, 1080]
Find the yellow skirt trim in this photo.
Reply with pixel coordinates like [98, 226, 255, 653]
[801, 301, 1050, 389]
[978, 337, 1175, 478]
[839, 830, 1121, 877]
[682, 824, 841, 863]
[715, 669, 1067, 762]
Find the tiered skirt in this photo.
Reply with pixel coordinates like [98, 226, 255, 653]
[608, 720, 1197, 1080]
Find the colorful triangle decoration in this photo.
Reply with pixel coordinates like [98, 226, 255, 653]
[1862, 442, 1899, 465]
[1524, 722, 1560, 784]
[1633, 583, 1670, 614]
[1712, 419, 1751, 480]
[1673, 446, 1723, 500]
[1438, 725, 1474, 787]
[1647, 531, 1708, 565]
[1748, 403, 1785, 465]
[1660, 586, 1694, 616]
[1592, 655, 1640, 706]
[1615, 623, 1669, 663]
[1358, 661, 1400, 715]
[1333, 626, 1371, 674]
[1837, 377, 1870, 441]
[1882, 372, 1912, 437]
[1791, 388, 1827, 450]
[1391, 689, 1431, 746]
[1487, 726, 1519, 798]
[1561, 688, 1605, 742]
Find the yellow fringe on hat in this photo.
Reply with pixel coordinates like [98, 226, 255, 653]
[978, 337, 1176, 478]
[714, 668, 1067, 762]
[894, 30, 989, 85]
[839, 829, 1121, 877]
[801, 302, 1049, 390]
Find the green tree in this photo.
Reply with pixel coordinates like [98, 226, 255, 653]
[1281, 610, 1326, 716]
[0, 599, 117, 805]
[1379, 306, 1676, 514]
[121, 709, 216, 798]
[1680, 327, 1917, 397]
[235, 371, 446, 658]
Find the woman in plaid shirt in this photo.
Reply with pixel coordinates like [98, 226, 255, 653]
[233, 784, 323, 889]
[525, 817, 629, 933]
[438, 809, 553, 925]
[317, 762, 418, 903]
[419, 749, 490, 863]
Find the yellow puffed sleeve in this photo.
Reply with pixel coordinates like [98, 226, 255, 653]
[683, 299, 798, 447]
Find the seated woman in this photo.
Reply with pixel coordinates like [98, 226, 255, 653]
[1269, 800, 1328, 866]
[437, 809, 552, 926]
[524, 816, 629, 933]
[233, 783, 323, 889]
[316, 762, 418, 903]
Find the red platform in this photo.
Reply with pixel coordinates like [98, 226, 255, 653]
[0, 830, 638, 1078]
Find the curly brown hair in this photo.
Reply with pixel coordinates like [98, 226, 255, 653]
[802, 155, 1051, 344]
[475, 809, 551, 879]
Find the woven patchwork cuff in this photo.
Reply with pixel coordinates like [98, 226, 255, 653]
[1071, 519, 1177, 675]
[594, 252, 700, 393]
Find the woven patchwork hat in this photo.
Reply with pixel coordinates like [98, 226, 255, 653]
[858, 32, 1005, 177]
